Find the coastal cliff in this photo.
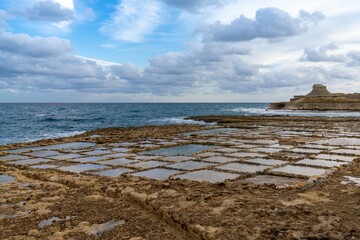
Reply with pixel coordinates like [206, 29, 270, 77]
[269, 84, 360, 111]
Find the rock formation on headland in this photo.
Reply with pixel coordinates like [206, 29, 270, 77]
[269, 84, 360, 111]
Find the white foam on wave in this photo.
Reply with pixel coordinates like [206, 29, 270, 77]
[227, 107, 360, 117]
[149, 117, 215, 125]
[22, 131, 86, 143]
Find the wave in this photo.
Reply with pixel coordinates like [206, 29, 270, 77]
[227, 107, 360, 117]
[148, 117, 215, 125]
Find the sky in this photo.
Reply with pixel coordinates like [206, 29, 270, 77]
[1, 0, 360, 102]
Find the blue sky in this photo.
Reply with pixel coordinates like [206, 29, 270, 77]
[1, 0, 360, 102]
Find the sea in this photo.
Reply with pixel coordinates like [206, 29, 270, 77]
[2, 103, 360, 146]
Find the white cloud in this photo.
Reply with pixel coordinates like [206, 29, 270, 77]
[100, 0, 163, 42]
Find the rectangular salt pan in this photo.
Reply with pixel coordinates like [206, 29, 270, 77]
[174, 170, 239, 183]
[168, 161, 214, 170]
[59, 164, 107, 173]
[131, 161, 170, 169]
[94, 168, 133, 177]
[296, 159, 348, 168]
[141, 144, 218, 156]
[83, 150, 112, 156]
[99, 158, 137, 166]
[315, 154, 356, 162]
[269, 165, 327, 177]
[0, 155, 30, 161]
[8, 158, 53, 166]
[217, 163, 269, 173]
[244, 158, 287, 166]
[228, 152, 267, 158]
[202, 156, 237, 163]
[182, 128, 238, 136]
[50, 154, 82, 160]
[25, 150, 60, 158]
[8, 142, 96, 153]
[132, 168, 181, 180]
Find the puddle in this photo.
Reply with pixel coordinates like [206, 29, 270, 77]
[217, 163, 269, 173]
[59, 164, 107, 173]
[241, 175, 303, 187]
[296, 159, 347, 168]
[31, 164, 59, 169]
[38, 217, 62, 228]
[313, 137, 360, 146]
[0, 155, 31, 161]
[341, 176, 360, 187]
[9, 142, 96, 154]
[74, 156, 103, 163]
[50, 154, 82, 160]
[228, 152, 267, 158]
[174, 170, 239, 183]
[89, 220, 125, 236]
[269, 165, 327, 177]
[94, 168, 134, 177]
[201, 156, 237, 163]
[141, 144, 218, 156]
[290, 148, 322, 154]
[0, 174, 16, 185]
[331, 149, 360, 155]
[244, 158, 287, 166]
[161, 156, 194, 162]
[315, 154, 356, 162]
[83, 150, 112, 156]
[131, 161, 170, 169]
[168, 161, 214, 170]
[182, 128, 238, 136]
[100, 158, 137, 166]
[132, 168, 181, 180]
[25, 150, 60, 158]
[197, 152, 221, 158]
[8, 158, 53, 166]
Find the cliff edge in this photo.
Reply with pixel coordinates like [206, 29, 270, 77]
[269, 84, 360, 111]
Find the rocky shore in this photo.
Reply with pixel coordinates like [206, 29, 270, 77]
[1, 116, 360, 239]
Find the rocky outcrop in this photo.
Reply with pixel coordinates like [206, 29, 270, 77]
[269, 84, 360, 111]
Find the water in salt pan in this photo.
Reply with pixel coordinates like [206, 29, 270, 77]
[59, 164, 107, 173]
[50, 154, 82, 160]
[296, 159, 348, 168]
[202, 156, 237, 163]
[228, 152, 267, 158]
[161, 156, 194, 162]
[132, 168, 181, 180]
[100, 158, 137, 166]
[131, 161, 170, 169]
[174, 170, 239, 183]
[25, 150, 60, 158]
[94, 168, 133, 177]
[0, 155, 30, 161]
[269, 165, 327, 177]
[168, 161, 214, 170]
[315, 154, 356, 162]
[83, 150, 112, 156]
[244, 158, 287, 166]
[331, 149, 360, 155]
[217, 163, 269, 173]
[9, 158, 53, 166]
[141, 144, 218, 156]
[74, 156, 103, 163]
[0, 174, 15, 185]
[31, 164, 59, 169]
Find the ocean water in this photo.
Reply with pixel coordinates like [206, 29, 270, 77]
[1, 103, 360, 145]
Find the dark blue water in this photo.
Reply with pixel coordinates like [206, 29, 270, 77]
[2, 103, 360, 145]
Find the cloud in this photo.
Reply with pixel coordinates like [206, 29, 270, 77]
[347, 51, 360, 67]
[0, 10, 9, 29]
[300, 43, 348, 62]
[0, 31, 72, 57]
[100, 0, 163, 42]
[162, 0, 222, 13]
[16, 0, 74, 22]
[205, 8, 325, 42]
